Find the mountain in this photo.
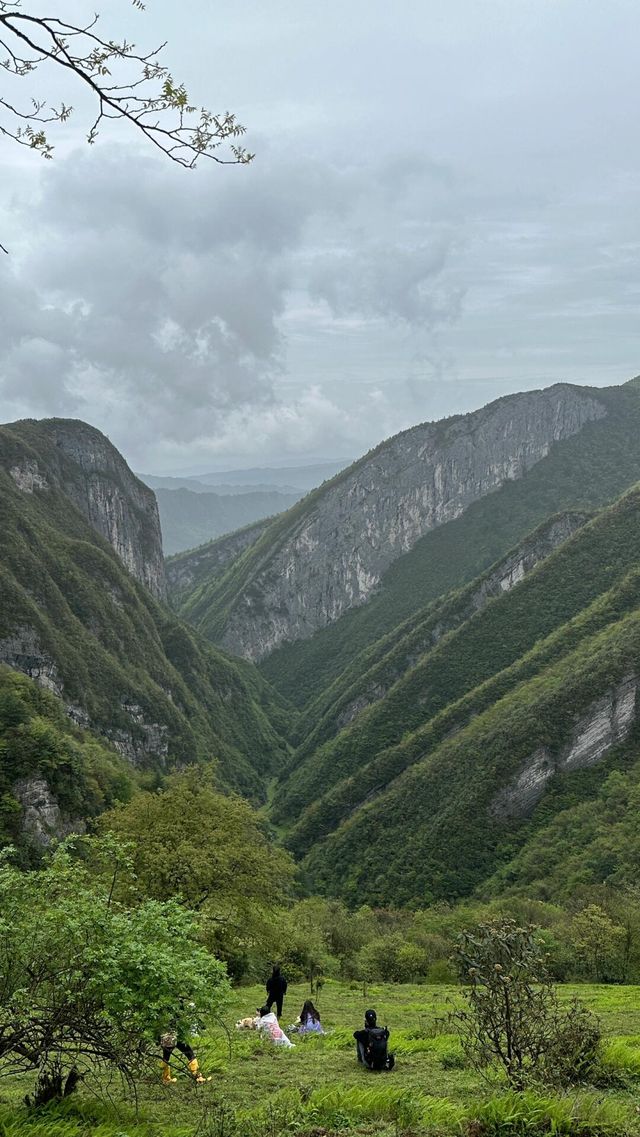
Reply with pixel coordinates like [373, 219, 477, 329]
[171, 383, 611, 663]
[166, 376, 640, 908]
[0, 418, 290, 812]
[139, 474, 303, 495]
[295, 485, 640, 904]
[154, 486, 302, 555]
[166, 519, 273, 603]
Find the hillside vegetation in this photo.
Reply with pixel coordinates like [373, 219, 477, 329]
[0, 421, 290, 800]
[276, 487, 640, 832]
[0, 666, 132, 859]
[260, 380, 640, 704]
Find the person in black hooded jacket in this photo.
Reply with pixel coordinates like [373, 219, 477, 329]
[354, 1009, 395, 1070]
[265, 965, 288, 1018]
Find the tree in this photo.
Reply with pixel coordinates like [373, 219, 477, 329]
[0, 839, 230, 1104]
[571, 904, 626, 982]
[97, 769, 296, 973]
[0, 0, 252, 251]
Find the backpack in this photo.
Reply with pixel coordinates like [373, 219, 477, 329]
[365, 1026, 389, 1070]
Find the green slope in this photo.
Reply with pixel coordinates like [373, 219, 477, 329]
[260, 380, 640, 706]
[276, 486, 640, 832]
[0, 665, 133, 861]
[288, 512, 589, 761]
[481, 757, 640, 903]
[301, 598, 640, 906]
[0, 421, 290, 800]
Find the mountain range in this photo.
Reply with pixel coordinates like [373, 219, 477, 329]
[4, 379, 640, 907]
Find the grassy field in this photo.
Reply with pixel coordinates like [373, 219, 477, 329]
[2, 982, 640, 1136]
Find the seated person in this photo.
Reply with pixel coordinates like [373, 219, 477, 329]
[294, 999, 325, 1035]
[256, 1005, 295, 1048]
[354, 1008, 395, 1071]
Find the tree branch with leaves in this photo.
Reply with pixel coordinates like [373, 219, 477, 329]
[0, 1, 253, 250]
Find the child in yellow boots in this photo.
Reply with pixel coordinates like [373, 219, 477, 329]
[160, 1030, 211, 1085]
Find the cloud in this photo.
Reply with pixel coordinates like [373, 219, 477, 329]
[0, 144, 461, 461]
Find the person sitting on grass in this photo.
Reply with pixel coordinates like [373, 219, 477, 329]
[294, 999, 325, 1035]
[256, 1004, 295, 1048]
[354, 1008, 395, 1071]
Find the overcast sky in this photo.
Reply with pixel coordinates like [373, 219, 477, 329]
[1, 0, 639, 472]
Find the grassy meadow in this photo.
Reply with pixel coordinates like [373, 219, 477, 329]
[3, 981, 640, 1136]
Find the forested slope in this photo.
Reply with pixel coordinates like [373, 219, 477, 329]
[0, 666, 133, 859]
[0, 420, 290, 800]
[276, 487, 640, 832]
[301, 594, 640, 905]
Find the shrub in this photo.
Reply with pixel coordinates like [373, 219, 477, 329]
[451, 919, 600, 1089]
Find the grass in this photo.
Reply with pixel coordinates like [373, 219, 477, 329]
[3, 982, 640, 1136]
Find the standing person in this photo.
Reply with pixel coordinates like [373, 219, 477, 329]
[354, 1008, 394, 1071]
[160, 1030, 210, 1084]
[265, 964, 288, 1019]
[160, 999, 211, 1085]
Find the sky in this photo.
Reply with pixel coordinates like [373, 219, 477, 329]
[1, 0, 639, 473]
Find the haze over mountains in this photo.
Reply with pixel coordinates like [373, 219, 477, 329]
[138, 460, 350, 554]
[3, 379, 640, 910]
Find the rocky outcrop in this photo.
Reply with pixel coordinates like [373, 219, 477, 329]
[0, 628, 62, 697]
[217, 386, 606, 660]
[0, 629, 168, 766]
[13, 777, 84, 847]
[6, 419, 165, 599]
[43, 421, 166, 599]
[492, 674, 637, 819]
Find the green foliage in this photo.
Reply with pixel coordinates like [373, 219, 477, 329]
[0, 666, 132, 857]
[97, 770, 295, 974]
[467, 1089, 634, 1136]
[0, 838, 230, 1104]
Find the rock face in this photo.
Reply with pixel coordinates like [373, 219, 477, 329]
[493, 674, 637, 819]
[7, 419, 165, 599]
[217, 385, 606, 661]
[13, 777, 84, 847]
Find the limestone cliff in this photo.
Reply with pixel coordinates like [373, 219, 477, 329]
[6, 418, 165, 598]
[197, 385, 606, 661]
[492, 674, 638, 819]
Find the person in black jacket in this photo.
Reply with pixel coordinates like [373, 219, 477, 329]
[265, 964, 288, 1018]
[354, 1009, 395, 1071]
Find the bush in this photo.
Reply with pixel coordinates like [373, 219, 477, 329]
[451, 919, 601, 1089]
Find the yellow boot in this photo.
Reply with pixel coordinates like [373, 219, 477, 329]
[161, 1061, 177, 1085]
[188, 1057, 211, 1084]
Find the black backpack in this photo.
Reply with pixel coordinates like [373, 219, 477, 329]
[365, 1026, 389, 1070]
